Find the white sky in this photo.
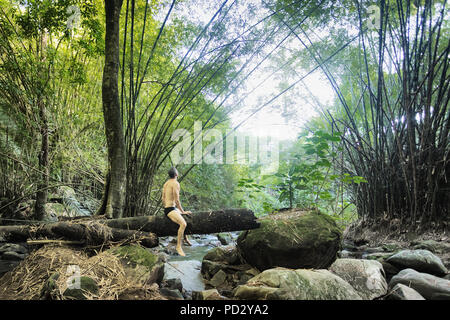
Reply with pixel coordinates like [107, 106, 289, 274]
[231, 69, 335, 141]
[165, 0, 338, 142]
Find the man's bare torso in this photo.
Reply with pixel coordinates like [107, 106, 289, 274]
[162, 179, 179, 208]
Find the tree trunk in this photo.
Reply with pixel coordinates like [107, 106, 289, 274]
[104, 209, 260, 236]
[0, 221, 158, 248]
[0, 209, 260, 240]
[101, 0, 126, 219]
[34, 101, 49, 220]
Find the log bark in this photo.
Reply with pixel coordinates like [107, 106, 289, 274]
[0, 222, 158, 248]
[104, 208, 260, 236]
[0, 209, 260, 243]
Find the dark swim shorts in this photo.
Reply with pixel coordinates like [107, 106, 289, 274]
[164, 207, 176, 216]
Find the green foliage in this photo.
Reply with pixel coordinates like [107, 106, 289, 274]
[272, 128, 366, 217]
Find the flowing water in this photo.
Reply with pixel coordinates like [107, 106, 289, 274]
[161, 233, 238, 292]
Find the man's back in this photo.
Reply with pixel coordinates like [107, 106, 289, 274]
[162, 179, 179, 208]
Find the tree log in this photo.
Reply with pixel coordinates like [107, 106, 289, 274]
[0, 209, 259, 243]
[0, 222, 158, 248]
[103, 208, 260, 236]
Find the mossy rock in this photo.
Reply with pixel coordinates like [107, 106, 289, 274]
[63, 276, 99, 300]
[40, 272, 60, 300]
[107, 245, 164, 285]
[237, 210, 342, 271]
[233, 267, 362, 300]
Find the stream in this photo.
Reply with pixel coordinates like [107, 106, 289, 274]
[160, 233, 239, 292]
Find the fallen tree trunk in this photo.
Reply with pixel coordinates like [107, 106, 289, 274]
[104, 208, 260, 236]
[0, 209, 259, 243]
[0, 221, 158, 248]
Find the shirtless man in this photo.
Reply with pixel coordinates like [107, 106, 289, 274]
[162, 167, 192, 256]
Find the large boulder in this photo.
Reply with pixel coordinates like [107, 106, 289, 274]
[237, 210, 341, 271]
[233, 267, 362, 300]
[389, 268, 450, 300]
[386, 249, 447, 276]
[329, 258, 388, 300]
[388, 283, 425, 300]
[108, 245, 165, 285]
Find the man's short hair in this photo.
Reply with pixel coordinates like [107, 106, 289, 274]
[168, 167, 178, 178]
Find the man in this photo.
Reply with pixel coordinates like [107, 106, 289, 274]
[162, 167, 192, 256]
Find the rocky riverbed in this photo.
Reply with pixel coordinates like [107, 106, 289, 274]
[0, 209, 449, 300]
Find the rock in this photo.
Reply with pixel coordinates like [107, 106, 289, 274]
[192, 289, 228, 300]
[389, 268, 450, 300]
[216, 233, 231, 245]
[380, 261, 400, 282]
[233, 267, 362, 300]
[411, 240, 450, 254]
[108, 245, 165, 285]
[388, 283, 425, 300]
[0, 260, 20, 277]
[338, 250, 356, 258]
[362, 247, 386, 254]
[160, 287, 184, 300]
[40, 272, 60, 300]
[386, 249, 448, 276]
[329, 258, 388, 300]
[209, 269, 227, 287]
[201, 259, 224, 278]
[63, 276, 99, 300]
[382, 243, 402, 252]
[237, 210, 341, 271]
[1, 251, 26, 261]
[342, 239, 357, 251]
[161, 278, 183, 292]
[203, 246, 241, 265]
[362, 252, 395, 261]
[0, 243, 27, 254]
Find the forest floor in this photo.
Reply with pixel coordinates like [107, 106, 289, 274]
[344, 218, 448, 246]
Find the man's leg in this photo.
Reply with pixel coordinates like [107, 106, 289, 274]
[167, 209, 187, 256]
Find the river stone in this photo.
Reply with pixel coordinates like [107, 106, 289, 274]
[389, 268, 450, 300]
[160, 287, 184, 300]
[107, 245, 164, 285]
[329, 258, 388, 300]
[411, 240, 450, 254]
[388, 283, 425, 300]
[386, 249, 447, 276]
[203, 246, 241, 265]
[361, 252, 394, 261]
[0, 260, 20, 277]
[0, 243, 27, 254]
[40, 272, 60, 300]
[237, 210, 341, 271]
[209, 269, 228, 287]
[1, 251, 26, 261]
[192, 288, 228, 300]
[233, 267, 362, 300]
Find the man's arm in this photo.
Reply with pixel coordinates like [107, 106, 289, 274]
[173, 182, 185, 213]
[173, 182, 191, 215]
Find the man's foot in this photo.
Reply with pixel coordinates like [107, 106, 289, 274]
[176, 246, 185, 256]
[184, 236, 192, 246]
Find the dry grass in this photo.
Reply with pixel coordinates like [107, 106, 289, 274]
[0, 244, 165, 300]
